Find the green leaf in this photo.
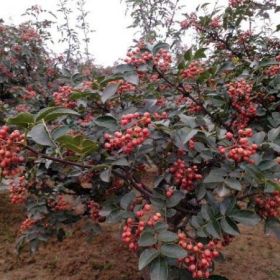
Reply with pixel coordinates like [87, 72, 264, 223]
[51, 126, 70, 140]
[57, 135, 99, 154]
[173, 128, 198, 149]
[94, 115, 118, 130]
[160, 244, 187, 259]
[120, 191, 135, 210]
[221, 217, 240, 236]
[265, 218, 280, 240]
[138, 248, 159, 270]
[268, 127, 280, 142]
[28, 123, 54, 147]
[209, 276, 229, 280]
[123, 72, 139, 85]
[35, 107, 79, 122]
[158, 231, 178, 243]
[152, 42, 169, 55]
[184, 48, 192, 61]
[138, 230, 156, 247]
[179, 114, 197, 128]
[100, 168, 112, 183]
[193, 48, 207, 59]
[224, 178, 241, 191]
[150, 258, 168, 280]
[166, 191, 185, 208]
[204, 169, 226, 183]
[101, 83, 119, 103]
[230, 210, 261, 226]
[7, 112, 34, 128]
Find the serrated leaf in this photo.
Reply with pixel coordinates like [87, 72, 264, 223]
[268, 127, 280, 142]
[173, 128, 198, 149]
[139, 248, 159, 270]
[35, 107, 79, 122]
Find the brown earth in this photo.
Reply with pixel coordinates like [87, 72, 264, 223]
[0, 193, 280, 280]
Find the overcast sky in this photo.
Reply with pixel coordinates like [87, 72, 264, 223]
[0, 0, 273, 66]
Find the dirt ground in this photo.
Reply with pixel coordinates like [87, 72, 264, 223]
[0, 193, 280, 280]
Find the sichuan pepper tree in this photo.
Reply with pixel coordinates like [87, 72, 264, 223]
[3, 0, 280, 279]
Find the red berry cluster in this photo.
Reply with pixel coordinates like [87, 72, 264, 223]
[209, 17, 221, 29]
[122, 207, 161, 251]
[22, 89, 36, 100]
[181, 62, 205, 79]
[124, 47, 153, 66]
[88, 200, 101, 221]
[19, 218, 36, 233]
[255, 191, 280, 218]
[229, 0, 245, 7]
[78, 113, 94, 127]
[178, 232, 220, 279]
[104, 126, 150, 154]
[227, 80, 256, 129]
[166, 186, 175, 198]
[53, 86, 76, 109]
[153, 49, 172, 72]
[169, 160, 202, 191]
[219, 128, 258, 164]
[9, 176, 27, 204]
[0, 126, 25, 177]
[265, 64, 280, 77]
[53, 195, 71, 211]
[120, 112, 150, 126]
[188, 139, 196, 150]
[110, 79, 136, 94]
[180, 13, 198, 30]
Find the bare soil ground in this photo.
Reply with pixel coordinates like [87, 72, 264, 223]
[0, 193, 280, 280]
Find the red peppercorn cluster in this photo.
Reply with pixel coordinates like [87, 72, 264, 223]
[124, 47, 153, 66]
[265, 64, 280, 77]
[88, 200, 101, 221]
[53, 86, 76, 109]
[153, 112, 168, 121]
[153, 48, 172, 72]
[187, 100, 203, 113]
[181, 62, 204, 79]
[219, 128, 257, 164]
[227, 80, 256, 129]
[19, 218, 36, 233]
[120, 112, 151, 126]
[255, 191, 280, 218]
[104, 126, 150, 154]
[122, 207, 161, 251]
[169, 160, 202, 191]
[9, 176, 27, 204]
[0, 126, 25, 177]
[178, 232, 220, 279]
